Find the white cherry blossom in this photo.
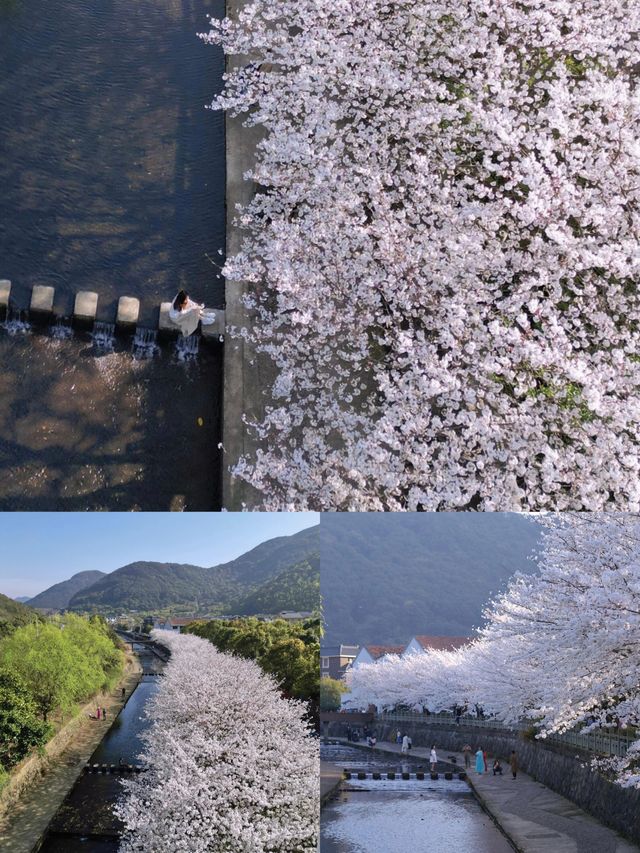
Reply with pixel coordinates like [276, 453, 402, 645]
[345, 514, 640, 787]
[117, 631, 319, 851]
[203, 1, 640, 509]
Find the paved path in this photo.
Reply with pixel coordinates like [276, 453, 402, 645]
[0, 658, 142, 853]
[321, 761, 344, 805]
[334, 739, 638, 853]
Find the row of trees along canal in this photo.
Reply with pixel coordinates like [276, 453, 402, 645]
[0, 610, 124, 790]
[0, 610, 319, 849]
[185, 614, 321, 722]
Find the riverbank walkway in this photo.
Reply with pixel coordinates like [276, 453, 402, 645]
[0, 655, 142, 853]
[332, 739, 638, 853]
[321, 761, 344, 805]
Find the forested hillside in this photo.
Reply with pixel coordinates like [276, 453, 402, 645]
[321, 514, 541, 644]
[66, 526, 320, 613]
[27, 571, 106, 610]
[0, 593, 41, 638]
[235, 555, 319, 615]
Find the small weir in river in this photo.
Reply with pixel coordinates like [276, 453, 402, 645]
[131, 328, 159, 360]
[39, 643, 164, 852]
[321, 743, 514, 853]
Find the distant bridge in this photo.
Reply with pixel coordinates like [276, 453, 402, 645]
[117, 631, 170, 662]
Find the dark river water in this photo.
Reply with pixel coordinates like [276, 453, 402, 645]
[0, 0, 225, 325]
[40, 645, 163, 851]
[0, 0, 225, 509]
[321, 745, 514, 853]
[0, 329, 222, 510]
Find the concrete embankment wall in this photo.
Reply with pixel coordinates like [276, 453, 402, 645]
[325, 720, 640, 845]
[222, 0, 273, 510]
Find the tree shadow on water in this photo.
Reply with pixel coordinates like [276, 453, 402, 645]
[0, 332, 222, 510]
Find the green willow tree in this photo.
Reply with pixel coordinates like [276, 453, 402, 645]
[320, 677, 344, 712]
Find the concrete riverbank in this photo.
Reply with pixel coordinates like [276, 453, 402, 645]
[333, 739, 638, 853]
[222, 0, 273, 511]
[321, 762, 344, 806]
[0, 653, 142, 853]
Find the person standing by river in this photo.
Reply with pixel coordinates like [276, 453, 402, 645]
[475, 748, 484, 774]
[510, 751, 518, 780]
[430, 745, 438, 771]
[463, 743, 472, 769]
[401, 734, 410, 754]
[169, 290, 217, 336]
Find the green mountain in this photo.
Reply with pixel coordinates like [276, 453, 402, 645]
[321, 513, 542, 645]
[27, 571, 107, 610]
[234, 554, 320, 615]
[68, 525, 320, 613]
[0, 593, 41, 638]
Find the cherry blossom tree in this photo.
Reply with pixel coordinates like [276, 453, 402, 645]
[205, 0, 640, 510]
[116, 631, 319, 852]
[345, 514, 640, 786]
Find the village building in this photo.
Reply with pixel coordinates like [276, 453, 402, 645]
[320, 644, 359, 680]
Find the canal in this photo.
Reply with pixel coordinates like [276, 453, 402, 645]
[0, 0, 225, 323]
[0, 0, 225, 510]
[320, 744, 514, 853]
[39, 643, 165, 851]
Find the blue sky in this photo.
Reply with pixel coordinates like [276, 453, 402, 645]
[0, 513, 319, 598]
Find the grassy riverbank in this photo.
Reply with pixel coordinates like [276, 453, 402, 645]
[0, 614, 125, 791]
[0, 648, 141, 852]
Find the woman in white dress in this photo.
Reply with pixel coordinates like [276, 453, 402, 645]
[169, 290, 216, 336]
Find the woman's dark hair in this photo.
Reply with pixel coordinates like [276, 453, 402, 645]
[173, 289, 188, 310]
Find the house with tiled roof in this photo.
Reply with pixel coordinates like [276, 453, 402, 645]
[320, 644, 359, 680]
[153, 617, 197, 633]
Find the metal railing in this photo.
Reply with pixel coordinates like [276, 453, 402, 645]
[378, 711, 636, 758]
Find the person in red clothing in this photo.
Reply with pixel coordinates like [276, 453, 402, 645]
[483, 750, 488, 772]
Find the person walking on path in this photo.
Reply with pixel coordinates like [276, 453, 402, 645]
[407, 736, 412, 751]
[483, 749, 488, 772]
[401, 734, 410, 755]
[430, 745, 438, 772]
[102, 707, 107, 721]
[396, 729, 402, 745]
[510, 751, 518, 780]
[96, 707, 101, 720]
[462, 743, 472, 769]
[122, 687, 126, 699]
[475, 748, 484, 774]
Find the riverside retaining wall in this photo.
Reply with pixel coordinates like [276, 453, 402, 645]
[326, 720, 640, 844]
